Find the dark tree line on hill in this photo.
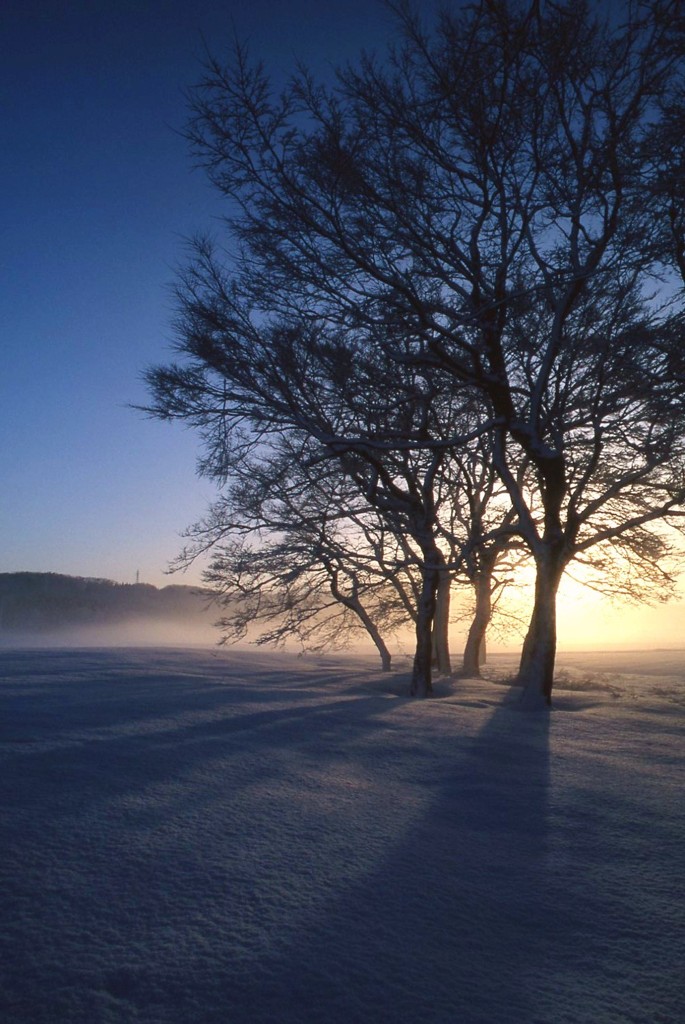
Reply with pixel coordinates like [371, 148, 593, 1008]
[0, 574, 214, 634]
[146, 0, 685, 706]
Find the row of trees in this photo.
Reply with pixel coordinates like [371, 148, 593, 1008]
[146, 0, 685, 706]
[0, 573, 212, 632]
[171, 427, 527, 677]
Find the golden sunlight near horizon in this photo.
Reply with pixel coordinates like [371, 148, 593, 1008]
[553, 576, 685, 651]
[468, 562, 685, 654]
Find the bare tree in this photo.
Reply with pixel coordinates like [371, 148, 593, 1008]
[176, 443, 417, 669]
[336, 1, 685, 705]
[436, 433, 525, 677]
[148, 280, 482, 694]
[147, 0, 685, 706]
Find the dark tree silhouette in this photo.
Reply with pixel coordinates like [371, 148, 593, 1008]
[175, 442, 417, 670]
[149, 248, 488, 695]
[146, 0, 685, 705]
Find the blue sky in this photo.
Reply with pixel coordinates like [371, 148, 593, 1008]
[1, 0, 399, 587]
[3, 1, 684, 649]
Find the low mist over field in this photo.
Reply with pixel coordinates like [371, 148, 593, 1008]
[0, 573, 218, 648]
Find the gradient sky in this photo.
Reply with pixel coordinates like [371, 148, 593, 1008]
[2, 0, 398, 588]
[2, 1, 683, 647]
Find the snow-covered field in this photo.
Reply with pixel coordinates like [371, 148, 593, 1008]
[2, 646, 683, 1024]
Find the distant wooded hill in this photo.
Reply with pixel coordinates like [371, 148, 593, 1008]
[0, 573, 217, 635]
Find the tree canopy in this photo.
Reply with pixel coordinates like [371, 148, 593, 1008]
[146, 0, 685, 705]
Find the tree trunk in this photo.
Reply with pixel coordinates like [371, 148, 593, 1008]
[347, 597, 393, 672]
[431, 558, 452, 676]
[518, 554, 564, 708]
[379, 646, 392, 671]
[367, 625, 392, 672]
[462, 570, 492, 678]
[328, 573, 392, 671]
[410, 556, 441, 697]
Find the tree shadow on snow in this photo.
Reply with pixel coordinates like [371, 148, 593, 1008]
[1, 654, 553, 1024]
[203, 685, 553, 1024]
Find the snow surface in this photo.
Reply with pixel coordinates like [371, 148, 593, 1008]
[1, 646, 683, 1024]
